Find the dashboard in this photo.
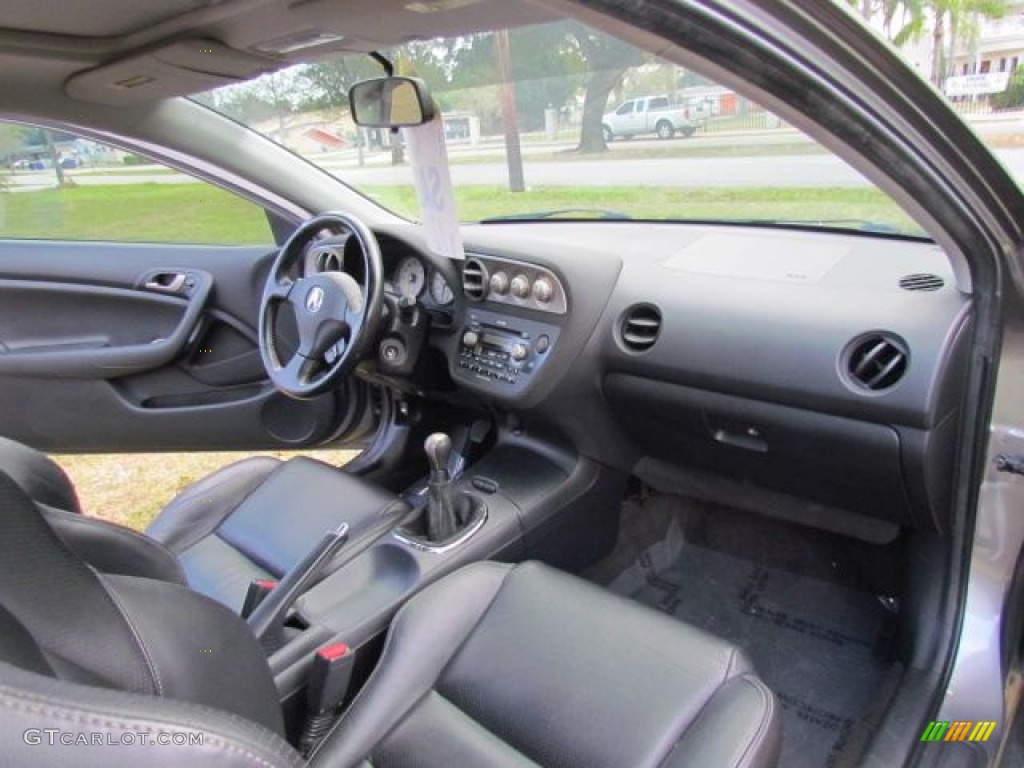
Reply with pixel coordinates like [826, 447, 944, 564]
[370, 219, 971, 540]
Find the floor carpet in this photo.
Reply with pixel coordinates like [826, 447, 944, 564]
[602, 499, 897, 767]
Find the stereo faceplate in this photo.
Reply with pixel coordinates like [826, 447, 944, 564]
[452, 308, 560, 395]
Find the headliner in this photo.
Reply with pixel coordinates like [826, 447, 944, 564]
[0, 0, 559, 105]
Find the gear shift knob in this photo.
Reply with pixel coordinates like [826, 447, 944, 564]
[424, 433, 452, 478]
[423, 433, 457, 543]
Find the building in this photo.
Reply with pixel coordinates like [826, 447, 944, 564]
[948, 2, 1024, 78]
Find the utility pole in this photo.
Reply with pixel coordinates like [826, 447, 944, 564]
[495, 30, 525, 192]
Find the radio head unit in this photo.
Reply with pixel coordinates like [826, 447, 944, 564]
[454, 308, 560, 394]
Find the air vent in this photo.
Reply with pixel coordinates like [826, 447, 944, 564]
[314, 247, 343, 272]
[898, 273, 944, 292]
[846, 334, 908, 391]
[463, 258, 488, 301]
[619, 304, 662, 352]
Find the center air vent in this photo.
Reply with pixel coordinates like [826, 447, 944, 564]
[463, 258, 487, 301]
[898, 273, 945, 291]
[846, 334, 908, 391]
[619, 304, 662, 352]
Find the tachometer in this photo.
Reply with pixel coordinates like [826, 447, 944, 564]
[430, 271, 454, 305]
[395, 256, 426, 299]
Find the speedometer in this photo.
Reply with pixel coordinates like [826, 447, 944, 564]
[395, 256, 425, 299]
[430, 271, 454, 305]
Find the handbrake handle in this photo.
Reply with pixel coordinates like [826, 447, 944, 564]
[247, 523, 350, 649]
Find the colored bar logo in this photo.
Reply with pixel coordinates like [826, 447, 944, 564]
[920, 721, 997, 742]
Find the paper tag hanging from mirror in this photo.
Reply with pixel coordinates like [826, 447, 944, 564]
[403, 117, 465, 261]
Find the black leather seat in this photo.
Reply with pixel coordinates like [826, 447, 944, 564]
[0, 436, 409, 612]
[0, 468, 781, 768]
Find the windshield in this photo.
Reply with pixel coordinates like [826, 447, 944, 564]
[197, 20, 926, 237]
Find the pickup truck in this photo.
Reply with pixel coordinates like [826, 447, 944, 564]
[602, 95, 698, 141]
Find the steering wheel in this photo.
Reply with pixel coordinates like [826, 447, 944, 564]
[259, 212, 384, 399]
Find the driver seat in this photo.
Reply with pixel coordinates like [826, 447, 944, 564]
[0, 436, 409, 612]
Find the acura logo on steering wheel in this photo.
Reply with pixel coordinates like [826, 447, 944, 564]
[305, 285, 325, 313]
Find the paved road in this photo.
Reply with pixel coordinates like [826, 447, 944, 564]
[342, 151, 873, 188]
[11, 144, 1024, 191]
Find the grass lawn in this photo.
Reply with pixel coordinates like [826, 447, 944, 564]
[55, 449, 359, 531]
[0, 183, 274, 244]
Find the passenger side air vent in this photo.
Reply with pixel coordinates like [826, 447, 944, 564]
[845, 334, 908, 392]
[463, 258, 488, 301]
[619, 304, 662, 352]
[898, 273, 944, 292]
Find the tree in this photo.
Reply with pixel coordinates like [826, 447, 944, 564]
[298, 57, 389, 110]
[15, 126, 74, 187]
[444, 23, 583, 131]
[0, 123, 23, 189]
[0, 123, 22, 159]
[622, 63, 680, 100]
[206, 70, 301, 141]
[569, 24, 645, 153]
[844, 0, 927, 45]
[41, 131, 68, 187]
[850, 1, 1009, 86]
[950, 0, 1007, 80]
[931, 0, 1007, 86]
[992, 63, 1024, 109]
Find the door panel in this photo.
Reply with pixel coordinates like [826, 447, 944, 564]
[0, 239, 373, 452]
[0, 275, 212, 377]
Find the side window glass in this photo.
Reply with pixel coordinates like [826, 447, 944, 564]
[0, 121, 273, 245]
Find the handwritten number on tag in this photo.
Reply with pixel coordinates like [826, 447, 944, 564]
[417, 166, 445, 214]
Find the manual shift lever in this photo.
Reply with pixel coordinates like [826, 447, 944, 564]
[424, 432, 458, 542]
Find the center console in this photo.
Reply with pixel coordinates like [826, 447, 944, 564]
[266, 430, 626, 743]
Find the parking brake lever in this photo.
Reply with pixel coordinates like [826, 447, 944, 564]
[247, 523, 349, 651]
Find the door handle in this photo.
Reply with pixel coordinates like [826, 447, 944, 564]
[142, 271, 188, 294]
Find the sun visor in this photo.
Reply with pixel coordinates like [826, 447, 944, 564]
[66, 39, 279, 104]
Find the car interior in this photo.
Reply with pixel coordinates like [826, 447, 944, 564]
[0, 1, 1020, 767]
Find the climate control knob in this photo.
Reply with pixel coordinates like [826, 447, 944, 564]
[510, 343, 529, 362]
[532, 277, 554, 303]
[511, 274, 531, 299]
[462, 330, 480, 348]
[490, 271, 510, 295]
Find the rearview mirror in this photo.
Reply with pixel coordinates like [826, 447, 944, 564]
[349, 77, 437, 128]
